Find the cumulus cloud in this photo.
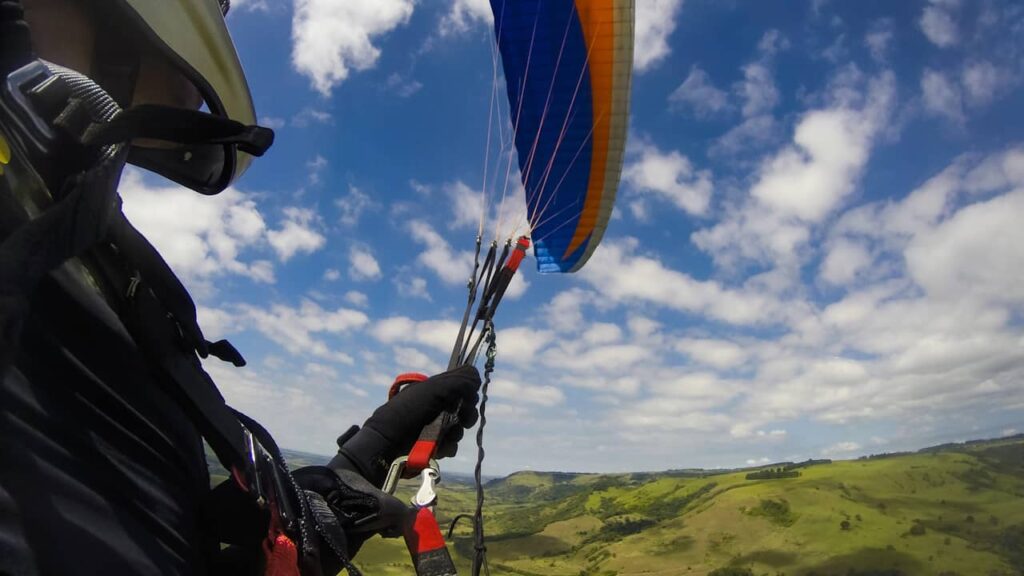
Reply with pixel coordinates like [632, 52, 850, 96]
[369, 316, 461, 354]
[623, 143, 712, 216]
[711, 115, 780, 157]
[386, 73, 423, 98]
[709, 30, 784, 157]
[739, 63, 779, 118]
[440, 0, 491, 36]
[579, 238, 780, 325]
[905, 190, 1024, 308]
[446, 180, 484, 231]
[819, 239, 872, 285]
[921, 69, 964, 125]
[634, 0, 684, 72]
[344, 290, 369, 308]
[291, 0, 416, 96]
[290, 107, 333, 128]
[336, 185, 378, 227]
[241, 299, 368, 364]
[408, 220, 475, 284]
[669, 67, 729, 118]
[676, 338, 748, 369]
[919, 0, 959, 48]
[864, 19, 894, 63]
[489, 377, 565, 407]
[751, 72, 895, 222]
[696, 70, 896, 276]
[348, 245, 382, 281]
[961, 61, 1005, 108]
[119, 169, 274, 285]
[395, 276, 431, 301]
[268, 207, 326, 261]
[821, 441, 862, 456]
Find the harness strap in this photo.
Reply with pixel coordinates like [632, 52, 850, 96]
[405, 508, 457, 576]
[0, 67, 253, 476]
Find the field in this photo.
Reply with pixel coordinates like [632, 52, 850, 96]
[351, 436, 1024, 576]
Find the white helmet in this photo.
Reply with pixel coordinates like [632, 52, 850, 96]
[98, 0, 262, 193]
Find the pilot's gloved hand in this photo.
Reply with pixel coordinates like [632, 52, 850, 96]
[330, 365, 481, 488]
[292, 465, 410, 567]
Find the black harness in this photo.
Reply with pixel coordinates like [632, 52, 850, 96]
[0, 3, 356, 574]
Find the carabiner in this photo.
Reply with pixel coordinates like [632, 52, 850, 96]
[382, 455, 440, 495]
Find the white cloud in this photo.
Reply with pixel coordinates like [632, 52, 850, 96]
[489, 377, 565, 407]
[267, 207, 326, 261]
[336, 185, 377, 227]
[324, 268, 341, 281]
[396, 276, 431, 301]
[260, 116, 286, 129]
[634, 0, 684, 72]
[921, 68, 964, 125]
[757, 30, 789, 57]
[241, 299, 368, 364]
[864, 19, 894, 63]
[821, 441, 862, 456]
[711, 115, 780, 157]
[961, 61, 1004, 108]
[750, 71, 895, 222]
[446, 180, 484, 231]
[386, 73, 423, 98]
[409, 220, 474, 284]
[440, 0, 491, 36]
[393, 346, 442, 374]
[348, 245, 382, 281]
[676, 338, 747, 369]
[819, 239, 872, 285]
[290, 107, 333, 128]
[623, 143, 712, 216]
[119, 169, 274, 285]
[739, 63, 779, 118]
[1003, 428, 1019, 437]
[905, 190, 1024, 308]
[229, 0, 271, 13]
[369, 316, 461, 353]
[919, 1, 959, 48]
[580, 238, 780, 325]
[669, 67, 729, 118]
[344, 290, 369, 307]
[291, 0, 416, 96]
[306, 155, 328, 185]
[963, 147, 1024, 194]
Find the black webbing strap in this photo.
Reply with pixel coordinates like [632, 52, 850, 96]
[74, 104, 274, 157]
[0, 81, 253, 472]
[0, 148, 124, 367]
[235, 411, 363, 576]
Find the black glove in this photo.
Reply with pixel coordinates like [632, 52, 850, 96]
[292, 465, 410, 570]
[331, 365, 482, 487]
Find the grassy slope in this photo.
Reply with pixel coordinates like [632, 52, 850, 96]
[355, 437, 1024, 576]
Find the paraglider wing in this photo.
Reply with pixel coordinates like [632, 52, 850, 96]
[490, 0, 634, 273]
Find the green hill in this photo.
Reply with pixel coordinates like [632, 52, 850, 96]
[354, 436, 1024, 576]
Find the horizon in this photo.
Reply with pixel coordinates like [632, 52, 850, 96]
[123, 0, 1024, 476]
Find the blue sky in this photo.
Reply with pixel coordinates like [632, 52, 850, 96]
[121, 0, 1024, 475]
